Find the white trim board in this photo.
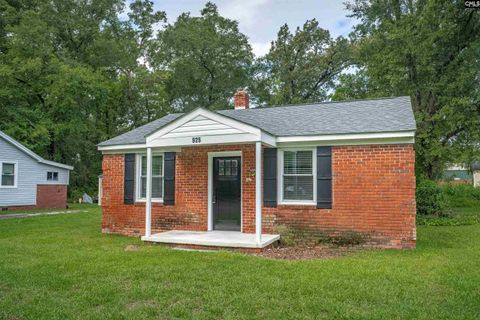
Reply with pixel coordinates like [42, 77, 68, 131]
[207, 151, 243, 232]
[98, 130, 415, 153]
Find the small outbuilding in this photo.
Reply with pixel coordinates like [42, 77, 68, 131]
[0, 131, 73, 211]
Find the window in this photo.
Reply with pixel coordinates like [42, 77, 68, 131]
[47, 171, 59, 181]
[281, 149, 315, 203]
[137, 154, 163, 200]
[218, 159, 238, 176]
[1, 162, 16, 187]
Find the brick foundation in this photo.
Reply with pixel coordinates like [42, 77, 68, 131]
[0, 205, 36, 212]
[102, 144, 416, 249]
[36, 184, 68, 209]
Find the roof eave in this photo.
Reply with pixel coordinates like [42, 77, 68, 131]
[0, 131, 73, 171]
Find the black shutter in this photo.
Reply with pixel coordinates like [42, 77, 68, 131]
[316, 146, 332, 209]
[124, 153, 135, 204]
[263, 148, 277, 207]
[163, 152, 176, 205]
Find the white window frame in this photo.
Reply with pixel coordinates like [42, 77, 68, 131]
[135, 153, 164, 203]
[0, 161, 18, 189]
[47, 171, 59, 181]
[277, 148, 316, 205]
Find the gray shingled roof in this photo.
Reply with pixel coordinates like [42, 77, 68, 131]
[98, 96, 416, 147]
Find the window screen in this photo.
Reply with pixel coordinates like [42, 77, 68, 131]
[282, 150, 313, 201]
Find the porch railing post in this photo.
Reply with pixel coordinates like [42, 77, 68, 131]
[255, 141, 262, 244]
[145, 147, 152, 237]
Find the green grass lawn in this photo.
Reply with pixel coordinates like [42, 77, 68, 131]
[0, 206, 479, 319]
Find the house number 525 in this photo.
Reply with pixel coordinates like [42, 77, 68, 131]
[192, 137, 201, 143]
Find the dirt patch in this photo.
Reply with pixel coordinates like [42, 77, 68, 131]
[126, 300, 156, 311]
[254, 245, 359, 260]
[124, 244, 141, 252]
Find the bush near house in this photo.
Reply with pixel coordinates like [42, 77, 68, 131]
[416, 181, 480, 226]
[416, 178, 448, 216]
[442, 183, 480, 207]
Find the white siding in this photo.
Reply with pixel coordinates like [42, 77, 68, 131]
[0, 138, 69, 207]
[162, 115, 244, 138]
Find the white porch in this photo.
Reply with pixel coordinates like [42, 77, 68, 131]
[142, 230, 280, 249]
[141, 108, 274, 248]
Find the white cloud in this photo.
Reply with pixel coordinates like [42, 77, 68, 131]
[218, 0, 272, 29]
[251, 41, 271, 57]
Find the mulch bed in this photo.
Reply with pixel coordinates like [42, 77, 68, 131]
[254, 244, 361, 260]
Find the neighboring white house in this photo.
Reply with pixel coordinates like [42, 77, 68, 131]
[0, 131, 73, 211]
[441, 164, 480, 187]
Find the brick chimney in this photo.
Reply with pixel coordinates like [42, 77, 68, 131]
[234, 90, 249, 110]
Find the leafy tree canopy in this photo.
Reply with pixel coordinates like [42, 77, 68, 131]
[253, 19, 352, 106]
[152, 2, 253, 111]
[345, 0, 480, 177]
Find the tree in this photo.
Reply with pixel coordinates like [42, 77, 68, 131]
[253, 19, 351, 105]
[152, 2, 253, 111]
[346, 0, 480, 178]
[330, 69, 385, 101]
[0, 0, 169, 197]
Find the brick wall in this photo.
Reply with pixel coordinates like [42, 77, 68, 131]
[0, 205, 36, 211]
[101, 143, 416, 248]
[36, 184, 68, 209]
[263, 144, 416, 249]
[101, 145, 257, 236]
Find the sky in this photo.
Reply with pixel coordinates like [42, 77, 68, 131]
[143, 0, 356, 57]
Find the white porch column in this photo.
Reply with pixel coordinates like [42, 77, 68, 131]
[255, 141, 262, 244]
[145, 147, 153, 237]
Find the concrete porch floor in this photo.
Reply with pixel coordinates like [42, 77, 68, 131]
[141, 230, 280, 248]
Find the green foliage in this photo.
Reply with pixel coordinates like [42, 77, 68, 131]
[417, 214, 479, 226]
[416, 179, 447, 216]
[153, 2, 253, 111]
[346, 0, 480, 178]
[322, 231, 366, 246]
[330, 69, 386, 101]
[442, 183, 480, 208]
[416, 184, 480, 226]
[253, 19, 352, 105]
[0, 0, 169, 196]
[275, 224, 366, 247]
[275, 224, 298, 246]
[417, 205, 480, 226]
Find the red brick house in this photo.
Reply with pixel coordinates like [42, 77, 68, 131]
[98, 93, 416, 249]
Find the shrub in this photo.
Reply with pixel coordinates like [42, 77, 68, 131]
[441, 184, 480, 207]
[320, 231, 366, 246]
[416, 178, 448, 216]
[274, 225, 367, 247]
[417, 215, 479, 226]
[275, 225, 298, 246]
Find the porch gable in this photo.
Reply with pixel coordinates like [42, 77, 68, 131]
[145, 108, 276, 148]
